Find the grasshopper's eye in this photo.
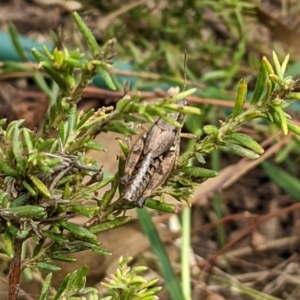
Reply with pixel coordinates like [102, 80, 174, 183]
[178, 98, 188, 106]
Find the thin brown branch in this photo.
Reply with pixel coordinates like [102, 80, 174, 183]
[8, 238, 23, 300]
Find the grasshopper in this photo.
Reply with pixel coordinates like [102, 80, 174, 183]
[121, 98, 187, 208]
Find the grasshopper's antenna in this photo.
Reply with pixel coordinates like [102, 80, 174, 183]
[183, 51, 187, 91]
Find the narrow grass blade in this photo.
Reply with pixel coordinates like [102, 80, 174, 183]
[137, 209, 184, 300]
[262, 161, 300, 201]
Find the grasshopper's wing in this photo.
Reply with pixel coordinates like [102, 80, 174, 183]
[136, 146, 179, 208]
[143, 123, 176, 158]
[144, 103, 186, 158]
[121, 137, 145, 185]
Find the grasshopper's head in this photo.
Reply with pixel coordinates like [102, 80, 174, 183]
[178, 98, 188, 106]
[166, 86, 188, 109]
[166, 98, 188, 125]
[176, 98, 188, 125]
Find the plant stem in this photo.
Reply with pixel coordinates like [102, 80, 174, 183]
[8, 238, 23, 300]
[181, 206, 191, 300]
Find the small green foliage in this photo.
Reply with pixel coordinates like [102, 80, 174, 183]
[2, 205, 47, 219]
[3, 230, 14, 258]
[90, 216, 131, 233]
[251, 62, 268, 105]
[233, 78, 247, 117]
[230, 133, 264, 155]
[38, 265, 98, 300]
[179, 53, 299, 169]
[39, 273, 53, 300]
[181, 166, 218, 178]
[101, 256, 161, 300]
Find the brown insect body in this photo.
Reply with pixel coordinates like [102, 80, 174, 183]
[120, 137, 145, 185]
[143, 116, 178, 157]
[121, 99, 187, 207]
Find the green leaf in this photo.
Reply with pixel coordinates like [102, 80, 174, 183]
[83, 140, 107, 151]
[144, 199, 179, 213]
[22, 128, 34, 153]
[51, 255, 77, 263]
[287, 122, 300, 135]
[73, 12, 99, 56]
[159, 115, 181, 128]
[76, 109, 95, 130]
[53, 273, 71, 300]
[195, 152, 206, 164]
[262, 56, 275, 75]
[6, 119, 24, 138]
[58, 220, 97, 242]
[281, 53, 290, 75]
[181, 166, 218, 178]
[118, 139, 130, 157]
[250, 61, 267, 105]
[90, 216, 130, 234]
[40, 62, 68, 91]
[7, 224, 28, 239]
[43, 231, 69, 244]
[69, 204, 98, 218]
[46, 157, 64, 168]
[258, 78, 273, 106]
[272, 105, 288, 135]
[123, 114, 146, 124]
[173, 88, 197, 100]
[32, 240, 44, 257]
[219, 144, 260, 160]
[11, 193, 29, 207]
[29, 175, 51, 198]
[58, 124, 67, 147]
[203, 125, 218, 135]
[35, 262, 61, 272]
[39, 273, 53, 300]
[92, 247, 112, 255]
[64, 241, 111, 255]
[164, 103, 201, 116]
[103, 121, 137, 136]
[68, 265, 88, 294]
[286, 92, 300, 100]
[37, 138, 56, 152]
[8, 23, 28, 61]
[22, 181, 37, 197]
[50, 139, 60, 153]
[31, 47, 44, 62]
[33, 71, 53, 99]
[12, 122, 26, 174]
[233, 78, 247, 118]
[0, 161, 18, 177]
[98, 66, 116, 91]
[230, 133, 264, 155]
[272, 51, 283, 80]
[3, 230, 14, 258]
[83, 175, 113, 194]
[0, 118, 7, 127]
[100, 176, 119, 209]
[8, 205, 47, 219]
[67, 105, 77, 136]
[116, 95, 131, 112]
